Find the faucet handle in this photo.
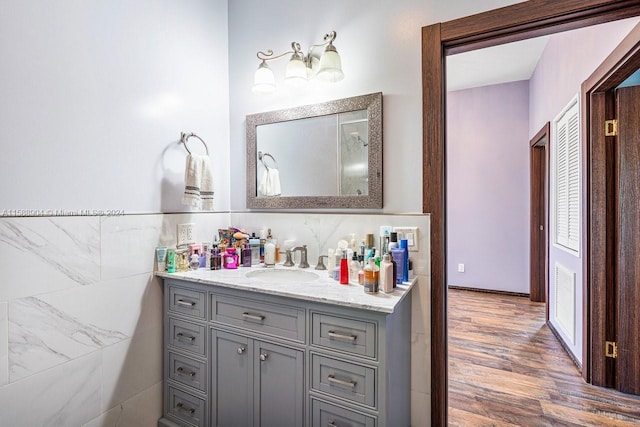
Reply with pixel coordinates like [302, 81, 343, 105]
[315, 255, 328, 270]
[283, 249, 295, 267]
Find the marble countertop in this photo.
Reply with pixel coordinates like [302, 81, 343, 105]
[156, 265, 417, 314]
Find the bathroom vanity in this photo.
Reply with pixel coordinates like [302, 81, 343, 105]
[156, 267, 415, 427]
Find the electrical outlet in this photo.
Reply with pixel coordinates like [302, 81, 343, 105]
[177, 223, 196, 246]
[393, 227, 419, 252]
[458, 263, 465, 273]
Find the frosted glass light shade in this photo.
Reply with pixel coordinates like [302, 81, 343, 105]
[252, 62, 276, 94]
[317, 48, 344, 83]
[284, 56, 308, 87]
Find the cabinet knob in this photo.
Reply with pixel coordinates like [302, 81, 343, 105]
[237, 347, 246, 354]
[328, 421, 338, 427]
[259, 353, 269, 361]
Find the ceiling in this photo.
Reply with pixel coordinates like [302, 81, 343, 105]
[446, 36, 550, 92]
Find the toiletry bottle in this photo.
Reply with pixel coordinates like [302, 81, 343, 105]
[259, 229, 267, 262]
[210, 245, 221, 270]
[156, 246, 168, 272]
[380, 254, 394, 293]
[224, 247, 239, 269]
[400, 239, 409, 282]
[241, 244, 252, 267]
[339, 251, 349, 284]
[189, 253, 200, 270]
[364, 233, 374, 262]
[167, 248, 176, 273]
[388, 232, 399, 251]
[349, 233, 357, 251]
[349, 251, 360, 283]
[327, 248, 335, 277]
[358, 255, 364, 285]
[202, 243, 211, 269]
[379, 226, 391, 256]
[264, 239, 275, 268]
[389, 251, 398, 288]
[408, 258, 414, 280]
[390, 247, 405, 284]
[249, 234, 260, 265]
[266, 229, 280, 264]
[363, 258, 379, 293]
[199, 246, 207, 268]
[333, 248, 342, 280]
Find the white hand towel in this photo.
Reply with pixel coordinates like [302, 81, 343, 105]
[182, 154, 215, 210]
[258, 167, 281, 196]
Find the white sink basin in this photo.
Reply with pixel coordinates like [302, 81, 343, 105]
[245, 269, 319, 283]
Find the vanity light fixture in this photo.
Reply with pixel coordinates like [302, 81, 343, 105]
[252, 30, 344, 94]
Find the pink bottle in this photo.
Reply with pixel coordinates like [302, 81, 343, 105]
[223, 247, 239, 269]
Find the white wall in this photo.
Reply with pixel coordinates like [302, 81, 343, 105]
[529, 17, 640, 363]
[0, 0, 230, 213]
[227, 0, 525, 213]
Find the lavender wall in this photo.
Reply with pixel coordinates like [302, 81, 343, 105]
[446, 80, 530, 293]
[529, 17, 640, 363]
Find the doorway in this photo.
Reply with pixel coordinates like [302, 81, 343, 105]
[530, 123, 550, 305]
[421, 2, 640, 425]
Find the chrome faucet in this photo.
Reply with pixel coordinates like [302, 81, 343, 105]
[283, 249, 295, 267]
[291, 245, 310, 268]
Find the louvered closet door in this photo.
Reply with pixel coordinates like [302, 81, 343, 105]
[554, 98, 580, 253]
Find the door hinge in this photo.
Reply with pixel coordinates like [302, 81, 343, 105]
[605, 341, 618, 359]
[605, 119, 618, 137]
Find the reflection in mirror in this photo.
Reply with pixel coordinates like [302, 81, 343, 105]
[246, 92, 382, 209]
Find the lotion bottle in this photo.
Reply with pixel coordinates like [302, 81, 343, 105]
[380, 254, 394, 293]
[363, 258, 379, 293]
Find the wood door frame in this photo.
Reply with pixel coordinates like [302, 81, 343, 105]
[421, 1, 640, 425]
[530, 123, 551, 306]
[582, 22, 640, 388]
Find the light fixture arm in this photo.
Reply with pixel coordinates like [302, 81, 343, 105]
[256, 48, 294, 62]
[305, 31, 337, 65]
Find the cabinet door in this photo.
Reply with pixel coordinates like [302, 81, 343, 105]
[254, 341, 304, 427]
[212, 330, 253, 427]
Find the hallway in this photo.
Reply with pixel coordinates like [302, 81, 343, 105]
[448, 288, 640, 426]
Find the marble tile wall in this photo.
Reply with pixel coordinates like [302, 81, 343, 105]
[0, 212, 227, 426]
[0, 211, 430, 426]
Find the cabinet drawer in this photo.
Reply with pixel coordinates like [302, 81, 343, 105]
[312, 399, 376, 427]
[211, 294, 305, 341]
[168, 284, 206, 319]
[167, 386, 206, 427]
[312, 354, 376, 408]
[168, 351, 207, 393]
[168, 318, 206, 356]
[312, 313, 376, 358]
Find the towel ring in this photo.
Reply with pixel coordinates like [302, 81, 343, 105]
[180, 132, 209, 156]
[258, 151, 278, 169]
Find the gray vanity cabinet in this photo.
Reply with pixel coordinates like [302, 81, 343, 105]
[210, 330, 304, 427]
[160, 277, 412, 427]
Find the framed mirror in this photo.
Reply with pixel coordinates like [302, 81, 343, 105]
[246, 92, 382, 209]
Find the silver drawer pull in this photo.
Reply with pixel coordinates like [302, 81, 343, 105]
[328, 422, 338, 427]
[242, 312, 266, 322]
[259, 353, 269, 361]
[176, 402, 195, 415]
[327, 374, 357, 389]
[328, 330, 357, 342]
[237, 347, 246, 354]
[176, 332, 196, 342]
[176, 366, 196, 377]
[176, 299, 196, 307]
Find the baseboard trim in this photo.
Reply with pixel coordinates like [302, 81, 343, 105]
[448, 285, 530, 298]
[547, 320, 583, 372]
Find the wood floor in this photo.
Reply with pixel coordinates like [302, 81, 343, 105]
[448, 289, 640, 426]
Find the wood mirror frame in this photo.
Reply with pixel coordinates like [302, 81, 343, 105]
[421, 1, 640, 425]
